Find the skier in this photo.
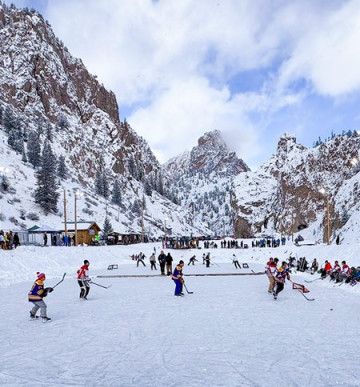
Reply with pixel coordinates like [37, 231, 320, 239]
[149, 253, 157, 270]
[136, 253, 146, 267]
[77, 260, 91, 300]
[172, 260, 185, 296]
[265, 257, 279, 293]
[232, 254, 241, 269]
[166, 252, 173, 276]
[158, 250, 166, 275]
[188, 255, 198, 265]
[273, 261, 290, 300]
[28, 272, 53, 322]
[202, 253, 206, 264]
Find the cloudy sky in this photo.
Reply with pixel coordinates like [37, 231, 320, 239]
[5, 0, 360, 168]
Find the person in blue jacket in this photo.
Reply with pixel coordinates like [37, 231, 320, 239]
[28, 272, 53, 322]
[172, 260, 185, 296]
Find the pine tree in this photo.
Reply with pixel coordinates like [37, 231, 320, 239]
[57, 155, 68, 180]
[156, 172, 164, 195]
[95, 170, 103, 196]
[21, 142, 27, 163]
[27, 131, 41, 168]
[128, 155, 139, 180]
[102, 170, 110, 199]
[144, 177, 152, 196]
[45, 121, 53, 142]
[111, 179, 122, 205]
[34, 141, 59, 214]
[56, 114, 70, 131]
[131, 199, 141, 216]
[103, 216, 113, 237]
[94, 169, 109, 198]
[3, 105, 15, 134]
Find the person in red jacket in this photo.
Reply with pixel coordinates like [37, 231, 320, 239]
[320, 260, 332, 278]
[337, 261, 351, 283]
[330, 260, 341, 281]
[28, 272, 53, 322]
[77, 260, 90, 300]
[265, 257, 279, 293]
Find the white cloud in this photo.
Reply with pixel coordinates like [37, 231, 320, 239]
[8, 0, 360, 166]
[128, 76, 260, 163]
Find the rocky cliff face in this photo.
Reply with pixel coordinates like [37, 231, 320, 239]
[232, 132, 360, 242]
[163, 130, 250, 235]
[0, 3, 210, 237]
[165, 130, 250, 177]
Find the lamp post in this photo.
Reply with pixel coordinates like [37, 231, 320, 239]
[63, 190, 68, 238]
[319, 188, 330, 245]
[278, 214, 283, 241]
[291, 212, 295, 242]
[74, 190, 83, 246]
[164, 218, 168, 249]
[141, 207, 145, 243]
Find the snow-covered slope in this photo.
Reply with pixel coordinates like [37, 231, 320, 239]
[162, 130, 250, 235]
[232, 132, 360, 243]
[0, 3, 212, 237]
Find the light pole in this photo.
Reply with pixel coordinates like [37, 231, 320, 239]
[319, 188, 330, 245]
[141, 207, 145, 243]
[64, 190, 68, 238]
[164, 218, 168, 249]
[290, 212, 296, 242]
[74, 190, 83, 246]
[278, 214, 283, 241]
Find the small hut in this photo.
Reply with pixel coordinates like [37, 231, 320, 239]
[62, 221, 101, 245]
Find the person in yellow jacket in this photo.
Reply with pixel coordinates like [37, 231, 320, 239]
[28, 272, 53, 322]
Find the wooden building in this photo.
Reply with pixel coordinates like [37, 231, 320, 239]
[62, 221, 101, 245]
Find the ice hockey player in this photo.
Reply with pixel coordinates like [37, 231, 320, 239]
[149, 253, 157, 270]
[265, 257, 279, 293]
[77, 260, 91, 300]
[232, 254, 241, 269]
[28, 272, 53, 322]
[188, 255, 198, 265]
[136, 253, 146, 267]
[172, 260, 185, 296]
[273, 261, 290, 300]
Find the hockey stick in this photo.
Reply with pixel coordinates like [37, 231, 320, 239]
[304, 277, 322, 283]
[289, 280, 315, 301]
[52, 273, 66, 289]
[90, 281, 112, 289]
[183, 283, 193, 294]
